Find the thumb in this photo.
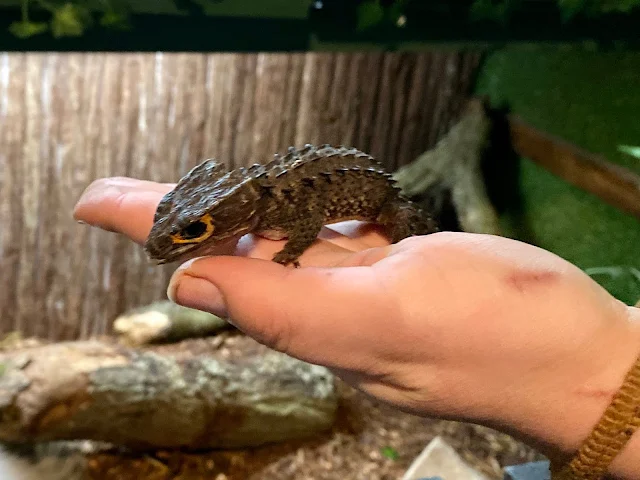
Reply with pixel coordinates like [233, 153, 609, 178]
[166, 255, 389, 366]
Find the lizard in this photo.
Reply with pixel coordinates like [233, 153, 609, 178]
[144, 144, 439, 267]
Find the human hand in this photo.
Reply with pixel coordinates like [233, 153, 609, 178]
[74, 177, 640, 475]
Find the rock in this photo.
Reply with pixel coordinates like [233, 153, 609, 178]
[0, 442, 89, 480]
[0, 336, 338, 449]
[402, 436, 490, 480]
[503, 460, 551, 480]
[113, 300, 232, 346]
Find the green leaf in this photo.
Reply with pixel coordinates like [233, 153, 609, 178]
[8, 20, 48, 38]
[558, 0, 588, 20]
[585, 266, 640, 303]
[50, 3, 92, 38]
[469, 0, 510, 24]
[618, 144, 640, 159]
[100, 10, 131, 30]
[356, 0, 385, 31]
[381, 446, 399, 460]
[388, 0, 407, 26]
[584, 0, 640, 14]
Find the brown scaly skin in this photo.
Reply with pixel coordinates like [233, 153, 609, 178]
[144, 144, 440, 267]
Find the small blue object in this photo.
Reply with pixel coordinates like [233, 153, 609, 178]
[503, 461, 551, 480]
[416, 477, 443, 480]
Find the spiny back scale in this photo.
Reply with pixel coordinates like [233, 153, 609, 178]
[256, 144, 383, 187]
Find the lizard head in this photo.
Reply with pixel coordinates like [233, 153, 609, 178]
[144, 159, 261, 265]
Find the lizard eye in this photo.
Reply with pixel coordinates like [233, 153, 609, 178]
[182, 222, 207, 239]
[171, 215, 215, 244]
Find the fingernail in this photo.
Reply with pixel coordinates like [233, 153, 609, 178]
[167, 263, 228, 317]
[102, 177, 145, 188]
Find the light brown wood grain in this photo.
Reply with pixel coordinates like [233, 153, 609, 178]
[0, 51, 482, 340]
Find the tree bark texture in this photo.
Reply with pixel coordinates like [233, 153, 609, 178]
[394, 98, 500, 235]
[0, 336, 338, 449]
[0, 51, 482, 340]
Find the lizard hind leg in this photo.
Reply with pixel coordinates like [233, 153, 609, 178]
[377, 199, 440, 244]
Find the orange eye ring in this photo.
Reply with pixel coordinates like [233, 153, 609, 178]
[170, 214, 215, 244]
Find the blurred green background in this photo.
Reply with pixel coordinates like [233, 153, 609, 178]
[475, 44, 640, 305]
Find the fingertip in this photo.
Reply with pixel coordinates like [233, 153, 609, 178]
[73, 181, 126, 229]
[168, 269, 229, 318]
[72, 178, 173, 244]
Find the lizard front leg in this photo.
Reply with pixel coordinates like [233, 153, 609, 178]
[271, 213, 325, 267]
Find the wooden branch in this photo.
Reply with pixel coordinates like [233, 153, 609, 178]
[508, 115, 640, 219]
[394, 98, 500, 235]
[112, 301, 232, 346]
[0, 337, 337, 449]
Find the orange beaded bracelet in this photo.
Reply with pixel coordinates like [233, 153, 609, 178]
[550, 352, 640, 479]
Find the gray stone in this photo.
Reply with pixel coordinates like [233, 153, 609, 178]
[402, 436, 490, 480]
[0, 443, 88, 480]
[503, 461, 551, 480]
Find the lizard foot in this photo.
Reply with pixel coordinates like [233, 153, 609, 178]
[272, 251, 302, 268]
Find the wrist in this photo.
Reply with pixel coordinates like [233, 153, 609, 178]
[518, 305, 640, 478]
[602, 306, 640, 479]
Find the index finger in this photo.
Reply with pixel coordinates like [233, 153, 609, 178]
[73, 177, 174, 245]
[73, 177, 390, 264]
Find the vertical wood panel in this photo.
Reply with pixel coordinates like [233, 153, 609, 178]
[0, 50, 482, 340]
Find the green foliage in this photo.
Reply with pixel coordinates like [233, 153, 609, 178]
[99, 10, 131, 29]
[557, 0, 587, 20]
[585, 266, 640, 303]
[582, 0, 640, 13]
[380, 446, 399, 460]
[618, 144, 640, 160]
[8, 20, 48, 38]
[356, 0, 385, 31]
[6, 0, 640, 38]
[558, 0, 640, 18]
[51, 3, 92, 37]
[475, 45, 640, 304]
[469, 0, 518, 24]
[353, 0, 640, 32]
[9, 0, 131, 38]
[470, 0, 640, 22]
[356, 0, 407, 31]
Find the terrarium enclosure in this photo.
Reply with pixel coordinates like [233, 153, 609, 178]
[0, 3, 639, 478]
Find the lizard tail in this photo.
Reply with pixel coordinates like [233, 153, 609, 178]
[377, 198, 440, 244]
